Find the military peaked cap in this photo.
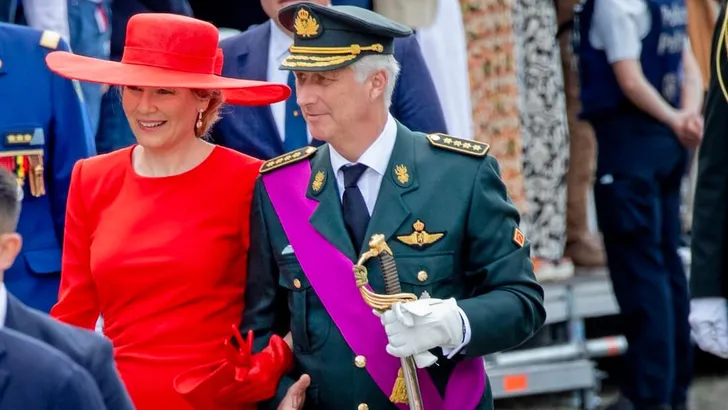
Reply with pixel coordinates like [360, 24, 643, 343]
[277, 2, 412, 71]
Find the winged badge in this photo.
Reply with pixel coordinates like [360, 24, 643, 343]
[396, 220, 445, 249]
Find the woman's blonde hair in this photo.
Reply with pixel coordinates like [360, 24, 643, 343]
[191, 89, 224, 139]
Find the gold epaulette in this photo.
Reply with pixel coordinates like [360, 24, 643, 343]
[426, 133, 490, 157]
[39, 30, 61, 50]
[260, 146, 318, 173]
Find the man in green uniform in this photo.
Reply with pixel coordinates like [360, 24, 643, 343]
[240, 3, 546, 410]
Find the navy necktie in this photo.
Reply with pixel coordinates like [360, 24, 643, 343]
[342, 164, 370, 251]
[284, 71, 308, 151]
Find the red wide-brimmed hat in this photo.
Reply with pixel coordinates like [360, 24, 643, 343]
[45, 13, 290, 106]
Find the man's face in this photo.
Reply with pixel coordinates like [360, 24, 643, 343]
[294, 65, 386, 143]
[260, 0, 330, 22]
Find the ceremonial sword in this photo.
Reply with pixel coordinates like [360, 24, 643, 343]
[354, 234, 425, 410]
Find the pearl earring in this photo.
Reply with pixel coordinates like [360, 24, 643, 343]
[195, 110, 203, 129]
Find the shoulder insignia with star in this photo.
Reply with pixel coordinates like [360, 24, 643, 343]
[260, 146, 318, 174]
[39, 30, 61, 50]
[426, 133, 490, 157]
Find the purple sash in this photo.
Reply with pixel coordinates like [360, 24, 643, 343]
[262, 160, 486, 410]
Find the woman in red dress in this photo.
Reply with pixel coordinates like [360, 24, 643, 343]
[45, 13, 294, 410]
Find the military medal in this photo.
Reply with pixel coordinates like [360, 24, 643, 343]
[0, 154, 28, 190]
[1, 129, 47, 198]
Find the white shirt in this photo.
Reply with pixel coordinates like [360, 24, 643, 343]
[590, 0, 688, 62]
[589, 0, 651, 62]
[267, 21, 313, 144]
[329, 114, 398, 215]
[328, 114, 472, 354]
[0, 283, 7, 328]
[22, 0, 71, 44]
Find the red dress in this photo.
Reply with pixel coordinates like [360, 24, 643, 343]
[51, 145, 263, 410]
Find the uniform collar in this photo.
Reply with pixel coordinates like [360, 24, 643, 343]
[329, 113, 397, 177]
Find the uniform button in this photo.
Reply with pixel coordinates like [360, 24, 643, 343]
[293, 278, 302, 289]
[293, 110, 300, 117]
[0, 59, 3, 69]
[354, 355, 366, 368]
[357, 404, 369, 410]
[417, 270, 428, 282]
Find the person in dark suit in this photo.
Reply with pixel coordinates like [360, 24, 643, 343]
[689, 0, 728, 359]
[5, 294, 134, 410]
[0, 327, 107, 410]
[212, 0, 447, 160]
[0, 168, 133, 410]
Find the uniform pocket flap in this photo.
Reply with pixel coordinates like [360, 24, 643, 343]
[394, 252, 455, 285]
[23, 248, 62, 275]
[278, 258, 311, 291]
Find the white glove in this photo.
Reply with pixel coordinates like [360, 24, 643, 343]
[372, 309, 439, 368]
[689, 297, 728, 358]
[380, 298, 464, 364]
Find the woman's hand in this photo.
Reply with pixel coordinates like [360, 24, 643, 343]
[174, 326, 294, 407]
[215, 328, 294, 404]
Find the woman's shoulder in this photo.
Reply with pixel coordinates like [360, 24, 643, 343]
[210, 145, 264, 175]
[72, 147, 132, 190]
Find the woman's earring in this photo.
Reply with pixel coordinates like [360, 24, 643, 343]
[195, 110, 203, 129]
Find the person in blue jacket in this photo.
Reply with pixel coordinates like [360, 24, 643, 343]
[0, 23, 95, 313]
[212, 0, 447, 160]
[574, 0, 703, 409]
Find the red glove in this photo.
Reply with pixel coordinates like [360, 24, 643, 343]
[173, 325, 293, 408]
[216, 327, 294, 404]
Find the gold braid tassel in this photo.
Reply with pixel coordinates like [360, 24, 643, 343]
[389, 368, 409, 404]
[28, 153, 45, 197]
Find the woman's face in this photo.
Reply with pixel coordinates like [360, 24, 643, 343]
[122, 86, 207, 149]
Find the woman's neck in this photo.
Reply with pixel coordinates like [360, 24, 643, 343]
[132, 137, 214, 177]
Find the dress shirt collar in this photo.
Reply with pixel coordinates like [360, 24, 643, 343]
[329, 113, 397, 176]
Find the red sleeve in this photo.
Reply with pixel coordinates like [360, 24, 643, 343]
[50, 159, 100, 329]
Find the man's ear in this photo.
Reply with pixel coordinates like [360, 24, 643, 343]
[369, 69, 388, 102]
[0, 233, 21, 271]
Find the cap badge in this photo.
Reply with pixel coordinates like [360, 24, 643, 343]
[294, 8, 321, 38]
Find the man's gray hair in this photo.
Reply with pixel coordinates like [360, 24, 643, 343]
[350, 54, 400, 108]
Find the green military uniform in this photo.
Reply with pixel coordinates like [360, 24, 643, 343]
[691, 1, 728, 299]
[240, 3, 546, 410]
